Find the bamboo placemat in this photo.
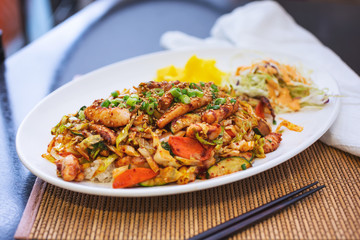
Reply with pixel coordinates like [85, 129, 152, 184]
[15, 141, 360, 239]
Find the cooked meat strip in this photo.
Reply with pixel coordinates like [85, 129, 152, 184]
[202, 100, 239, 124]
[157, 94, 212, 128]
[84, 99, 131, 127]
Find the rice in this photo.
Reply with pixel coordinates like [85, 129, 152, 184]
[84, 160, 115, 183]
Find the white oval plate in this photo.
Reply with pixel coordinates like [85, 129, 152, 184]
[16, 48, 340, 197]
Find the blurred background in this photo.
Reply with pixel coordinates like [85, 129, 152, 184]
[0, 0, 93, 56]
[0, 0, 359, 74]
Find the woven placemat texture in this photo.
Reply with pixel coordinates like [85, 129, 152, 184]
[17, 141, 360, 239]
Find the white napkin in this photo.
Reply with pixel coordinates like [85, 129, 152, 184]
[160, 0, 360, 156]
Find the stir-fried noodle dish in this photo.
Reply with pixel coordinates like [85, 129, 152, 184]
[43, 56, 327, 188]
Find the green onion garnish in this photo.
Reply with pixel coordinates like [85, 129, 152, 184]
[111, 90, 119, 98]
[187, 90, 197, 98]
[207, 105, 220, 110]
[200, 82, 205, 87]
[140, 101, 148, 111]
[181, 89, 188, 95]
[230, 98, 237, 104]
[211, 92, 217, 99]
[195, 90, 204, 97]
[155, 88, 164, 96]
[146, 102, 155, 115]
[111, 99, 122, 107]
[241, 164, 247, 170]
[190, 82, 201, 90]
[126, 97, 138, 107]
[148, 97, 157, 103]
[214, 98, 226, 105]
[169, 87, 182, 98]
[188, 89, 203, 98]
[101, 99, 111, 108]
[211, 84, 219, 92]
[123, 95, 129, 101]
[179, 95, 191, 104]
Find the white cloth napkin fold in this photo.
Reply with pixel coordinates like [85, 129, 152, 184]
[160, 0, 360, 156]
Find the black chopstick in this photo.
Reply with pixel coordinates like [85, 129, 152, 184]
[189, 181, 324, 240]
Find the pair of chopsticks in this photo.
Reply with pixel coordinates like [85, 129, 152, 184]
[190, 181, 325, 240]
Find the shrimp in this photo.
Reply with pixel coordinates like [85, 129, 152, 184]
[84, 99, 131, 127]
[263, 133, 282, 153]
[202, 100, 239, 124]
[157, 94, 212, 128]
[56, 154, 84, 182]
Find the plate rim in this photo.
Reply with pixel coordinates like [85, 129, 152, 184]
[16, 47, 341, 197]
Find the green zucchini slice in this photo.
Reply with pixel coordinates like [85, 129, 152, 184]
[207, 156, 252, 179]
[139, 176, 167, 187]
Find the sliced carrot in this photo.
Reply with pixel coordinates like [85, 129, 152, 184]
[255, 101, 265, 118]
[168, 136, 213, 161]
[112, 168, 158, 188]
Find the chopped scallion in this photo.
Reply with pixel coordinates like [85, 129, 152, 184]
[169, 87, 182, 98]
[126, 97, 138, 107]
[211, 84, 219, 92]
[187, 89, 204, 98]
[241, 164, 247, 170]
[146, 102, 155, 115]
[111, 99, 122, 107]
[101, 99, 111, 108]
[179, 95, 191, 104]
[187, 91, 197, 98]
[111, 90, 119, 98]
[148, 97, 157, 103]
[140, 101, 148, 111]
[154, 88, 164, 96]
[214, 98, 226, 105]
[212, 105, 220, 110]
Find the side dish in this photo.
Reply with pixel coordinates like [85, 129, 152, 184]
[224, 59, 329, 113]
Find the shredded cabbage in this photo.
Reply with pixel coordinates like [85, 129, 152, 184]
[224, 59, 329, 113]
